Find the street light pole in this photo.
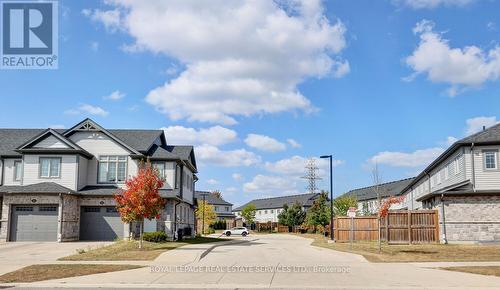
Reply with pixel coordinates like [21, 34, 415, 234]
[202, 193, 206, 235]
[320, 155, 334, 241]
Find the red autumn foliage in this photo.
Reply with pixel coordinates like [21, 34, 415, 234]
[114, 162, 165, 223]
[378, 195, 405, 218]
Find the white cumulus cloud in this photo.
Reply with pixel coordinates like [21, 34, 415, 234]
[103, 90, 125, 101]
[368, 148, 444, 168]
[245, 134, 286, 152]
[406, 20, 500, 96]
[232, 173, 243, 182]
[465, 116, 499, 135]
[65, 104, 109, 117]
[88, 0, 349, 124]
[243, 174, 298, 195]
[161, 125, 237, 146]
[287, 138, 302, 148]
[196, 145, 261, 167]
[394, 0, 475, 9]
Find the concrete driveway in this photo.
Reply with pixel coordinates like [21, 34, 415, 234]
[0, 241, 109, 275]
[26, 234, 500, 289]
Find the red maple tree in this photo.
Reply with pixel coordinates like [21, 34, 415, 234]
[114, 161, 164, 247]
[378, 195, 405, 218]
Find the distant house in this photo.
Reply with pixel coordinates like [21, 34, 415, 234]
[342, 178, 415, 215]
[195, 191, 235, 220]
[233, 193, 321, 223]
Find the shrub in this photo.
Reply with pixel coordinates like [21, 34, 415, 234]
[143, 231, 168, 243]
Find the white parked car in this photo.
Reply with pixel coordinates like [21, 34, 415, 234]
[223, 227, 249, 237]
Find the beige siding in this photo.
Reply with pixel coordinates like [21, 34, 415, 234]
[33, 135, 69, 149]
[22, 155, 77, 190]
[164, 162, 176, 189]
[2, 158, 22, 186]
[183, 167, 194, 204]
[473, 145, 500, 190]
[77, 156, 88, 190]
[69, 132, 134, 187]
[429, 147, 467, 192]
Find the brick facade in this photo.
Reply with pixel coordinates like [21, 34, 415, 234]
[434, 195, 500, 243]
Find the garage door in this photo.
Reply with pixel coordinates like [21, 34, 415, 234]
[10, 205, 59, 241]
[80, 206, 124, 241]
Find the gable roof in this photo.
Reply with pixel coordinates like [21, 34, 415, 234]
[63, 119, 142, 155]
[195, 191, 232, 206]
[15, 128, 93, 159]
[147, 144, 197, 172]
[341, 177, 415, 202]
[0, 119, 195, 170]
[233, 193, 321, 211]
[401, 122, 500, 194]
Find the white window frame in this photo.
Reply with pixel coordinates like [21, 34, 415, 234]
[39, 157, 61, 178]
[444, 165, 449, 180]
[484, 150, 498, 170]
[152, 161, 166, 180]
[436, 171, 441, 185]
[454, 156, 461, 175]
[98, 155, 128, 184]
[13, 160, 22, 181]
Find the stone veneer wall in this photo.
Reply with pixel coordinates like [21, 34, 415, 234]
[436, 195, 500, 243]
[0, 193, 80, 242]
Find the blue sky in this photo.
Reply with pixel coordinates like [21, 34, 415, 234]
[1, 0, 500, 206]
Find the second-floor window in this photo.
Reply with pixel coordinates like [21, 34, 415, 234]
[484, 151, 497, 170]
[152, 162, 166, 180]
[225, 206, 229, 212]
[14, 160, 22, 181]
[214, 206, 219, 212]
[39, 158, 60, 178]
[98, 156, 127, 183]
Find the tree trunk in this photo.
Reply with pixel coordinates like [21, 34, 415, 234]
[139, 219, 144, 249]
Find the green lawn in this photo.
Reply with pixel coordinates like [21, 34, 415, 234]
[299, 233, 500, 262]
[60, 237, 226, 261]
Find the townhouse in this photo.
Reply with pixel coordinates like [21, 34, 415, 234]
[399, 124, 500, 243]
[0, 118, 197, 242]
[233, 193, 321, 223]
[343, 178, 415, 215]
[194, 191, 235, 220]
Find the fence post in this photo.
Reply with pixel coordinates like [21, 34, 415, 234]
[385, 214, 389, 243]
[434, 209, 440, 243]
[408, 210, 412, 244]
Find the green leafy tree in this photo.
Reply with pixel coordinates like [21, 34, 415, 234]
[333, 195, 358, 216]
[278, 202, 306, 227]
[241, 204, 256, 224]
[306, 191, 330, 230]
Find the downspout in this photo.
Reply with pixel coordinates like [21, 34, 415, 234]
[173, 164, 184, 240]
[58, 193, 64, 242]
[0, 157, 4, 186]
[440, 193, 447, 244]
[470, 143, 476, 192]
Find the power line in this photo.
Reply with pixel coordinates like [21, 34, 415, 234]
[302, 158, 322, 194]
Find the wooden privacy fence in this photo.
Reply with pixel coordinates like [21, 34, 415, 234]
[334, 210, 439, 244]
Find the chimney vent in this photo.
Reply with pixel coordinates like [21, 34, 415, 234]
[483, 126, 486, 131]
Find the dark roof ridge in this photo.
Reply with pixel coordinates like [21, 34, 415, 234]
[345, 177, 415, 194]
[250, 192, 319, 202]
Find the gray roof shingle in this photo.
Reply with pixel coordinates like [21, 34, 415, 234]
[233, 193, 320, 211]
[341, 177, 415, 202]
[77, 185, 123, 196]
[195, 191, 233, 206]
[0, 182, 74, 194]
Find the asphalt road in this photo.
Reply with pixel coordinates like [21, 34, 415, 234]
[6, 234, 500, 289]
